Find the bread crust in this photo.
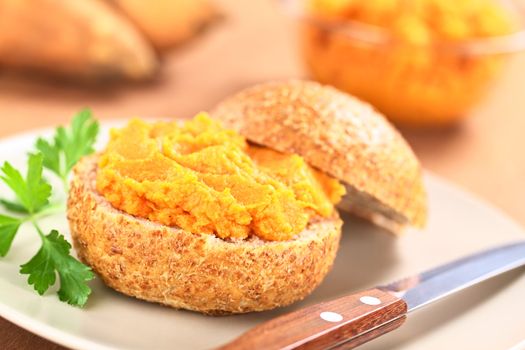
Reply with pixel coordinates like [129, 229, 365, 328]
[67, 156, 342, 314]
[212, 80, 427, 232]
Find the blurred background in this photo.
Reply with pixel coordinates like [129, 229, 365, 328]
[0, 0, 524, 224]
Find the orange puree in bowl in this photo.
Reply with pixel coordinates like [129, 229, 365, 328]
[96, 114, 345, 241]
[303, 0, 521, 126]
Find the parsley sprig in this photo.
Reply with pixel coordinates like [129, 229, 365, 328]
[36, 109, 99, 191]
[0, 109, 99, 307]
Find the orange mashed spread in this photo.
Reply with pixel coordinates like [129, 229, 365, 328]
[303, 0, 521, 126]
[96, 114, 345, 241]
[308, 0, 520, 43]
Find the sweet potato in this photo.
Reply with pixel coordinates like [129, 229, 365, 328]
[0, 0, 158, 81]
[112, 0, 219, 50]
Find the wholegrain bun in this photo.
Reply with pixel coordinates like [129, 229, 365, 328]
[68, 156, 342, 314]
[212, 80, 427, 233]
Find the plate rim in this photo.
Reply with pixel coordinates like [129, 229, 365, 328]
[0, 301, 112, 350]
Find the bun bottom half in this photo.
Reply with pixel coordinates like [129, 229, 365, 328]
[67, 156, 342, 314]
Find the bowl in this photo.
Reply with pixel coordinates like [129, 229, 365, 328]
[285, 0, 525, 127]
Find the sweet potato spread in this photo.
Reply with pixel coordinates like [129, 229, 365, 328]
[302, 0, 521, 125]
[96, 114, 345, 241]
[308, 0, 520, 43]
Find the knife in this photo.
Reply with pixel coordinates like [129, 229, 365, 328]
[218, 241, 525, 350]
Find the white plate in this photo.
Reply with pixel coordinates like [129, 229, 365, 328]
[1, 122, 524, 350]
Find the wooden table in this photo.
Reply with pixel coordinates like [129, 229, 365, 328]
[1, 0, 524, 348]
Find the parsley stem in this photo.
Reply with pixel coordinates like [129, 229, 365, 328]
[18, 203, 66, 227]
[61, 175, 69, 194]
[32, 203, 66, 221]
[32, 220, 45, 240]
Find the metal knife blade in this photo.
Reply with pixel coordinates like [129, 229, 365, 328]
[380, 241, 525, 312]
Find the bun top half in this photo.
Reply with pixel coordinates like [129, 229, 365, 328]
[212, 80, 427, 233]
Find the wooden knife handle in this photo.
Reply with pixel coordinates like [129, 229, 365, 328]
[218, 288, 407, 350]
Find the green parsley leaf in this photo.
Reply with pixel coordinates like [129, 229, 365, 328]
[36, 108, 99, 180]
[35, 137, 61, 177]
[0, 198, 29, 214]
[20, 230, 94, 307]
[0, 215, 21, 257]
[1, 109, 100, 307]
[61, 108, 99, 171]
[0, 154, 51, 214]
